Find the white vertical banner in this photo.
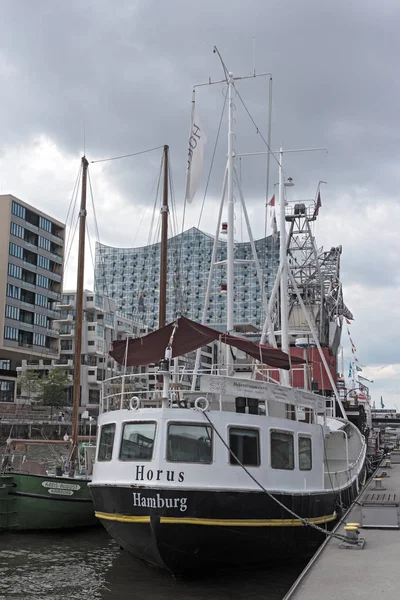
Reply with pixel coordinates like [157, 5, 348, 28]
[185, 103, 207, 203]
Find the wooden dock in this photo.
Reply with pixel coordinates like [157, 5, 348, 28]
[284, 453, 400, 599]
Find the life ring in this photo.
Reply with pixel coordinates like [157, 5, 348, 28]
[194, 397, 209, 412]
[129, 396, 140, 411]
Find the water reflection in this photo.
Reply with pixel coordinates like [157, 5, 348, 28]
[0, 528, 307, 600]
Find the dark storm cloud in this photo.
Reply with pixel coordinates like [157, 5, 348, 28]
[2, 0, 400, 204]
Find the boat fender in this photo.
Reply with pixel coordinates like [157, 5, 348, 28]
[129, 396, 141, 411]
[194, 397, 209, 412]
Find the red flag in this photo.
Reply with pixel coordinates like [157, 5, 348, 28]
[313, 192, 321, 218]
[267, 194, 275, 207]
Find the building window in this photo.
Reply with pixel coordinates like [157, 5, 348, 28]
[8, 263, 22, 280]
[36, 274, 49, 289]
[7, 284, 21, 300]
[270, 431, 294, 470]
[167, 423, 212, 463]
[34, 313, 47, 328]
[11, 201, 25, 220]
[299, 436, 312, 471]
[88, 325, 95, 331]
[39, 216, 52, 233]
[0, 380, 15, 402]
[9, 242, 23, 259]
[97, 423, 116, 461]
[35, 293, 48, 308]
[37, 254, 50, 270]
[120, 422, 157, 461]
[86, 296, 94, 301]
[60, 340, 72, 350]
[88, 341, 95, 346]
[10, 222, 24, 239]
[229, 427, 260, 466]
[38, 236, 51, 251]
[5, 305, 20, 320]
[33, 333, 46, 346]
[4, 326, 18, 340]
[88, 389, 100, 404]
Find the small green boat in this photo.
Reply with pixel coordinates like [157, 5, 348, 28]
[0, 438, 97, 531]
[0, 471, 95, 531]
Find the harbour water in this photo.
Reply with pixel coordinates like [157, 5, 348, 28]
[0, 527, 308, 600]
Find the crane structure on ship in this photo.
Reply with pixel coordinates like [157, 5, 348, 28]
[280, 198, 353, 357]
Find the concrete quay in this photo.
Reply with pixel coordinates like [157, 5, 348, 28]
[284, 454, 400, 599]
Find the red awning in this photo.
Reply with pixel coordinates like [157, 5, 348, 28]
[109, 316, 305, 370]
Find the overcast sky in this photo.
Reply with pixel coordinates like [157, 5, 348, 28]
[0, 0, 399, 406]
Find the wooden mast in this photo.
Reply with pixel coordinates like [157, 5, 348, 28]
[158, 145, 169, 328]
[71, 156, 89, 459]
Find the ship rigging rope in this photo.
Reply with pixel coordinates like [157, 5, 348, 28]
[202, 411, 355, 544]
[234, 87, 281, 168]
[90, 145, 165, 164]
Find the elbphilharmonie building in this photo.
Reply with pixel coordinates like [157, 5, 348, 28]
[95, 227, 279, 332]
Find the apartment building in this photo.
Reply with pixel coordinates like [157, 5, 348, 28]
[0, 194, 64, 402]
[19, 290, 148, 415]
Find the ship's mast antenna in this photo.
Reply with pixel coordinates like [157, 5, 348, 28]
[159, 145, 169, 328]
[191, 50, 272, 381]
[71, 156, 89, 460]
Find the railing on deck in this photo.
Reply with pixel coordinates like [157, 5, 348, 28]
[100, 367, 328, 421]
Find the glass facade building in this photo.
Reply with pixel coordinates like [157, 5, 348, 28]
[95, 227, 280, 331]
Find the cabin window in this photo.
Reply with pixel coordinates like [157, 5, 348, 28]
[167, 423, 212, 464]
[120, 422, 157, 461]
[270, 430, 294, 470]
[98, 423, 116, 461]
[299, 436, 312, 470]
[229, 427, 260, 466]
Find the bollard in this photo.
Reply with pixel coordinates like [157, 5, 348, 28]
[340, 522, 365, 550]
[374, 477, 385, 490]
[344, 523, 360, 543]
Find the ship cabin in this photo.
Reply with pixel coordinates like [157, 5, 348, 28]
[93, 372, 366, 496]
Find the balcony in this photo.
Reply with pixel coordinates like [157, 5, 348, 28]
[47, 289, 61, 300]
[55, 300, 75, 310]
[50, 253, 63, 264]
[55, 358, 73, 366]
[19, 321, 34, 330]
[87, 370, 98, 384]
[47, 328, 60, 338]
[54, 314, 73, 323]
[87, 346, 103, 355]
[42, 346, 59, 356]
[20, 300, 35, 310]
[50, 232, 64, 246]
[59, 329, 74, 337]
[23, 261, 37, 272]
[49, 271, 62, 283]
[23, 220, 39, 233]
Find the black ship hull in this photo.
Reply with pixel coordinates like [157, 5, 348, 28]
[90, 477, 363, 576]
